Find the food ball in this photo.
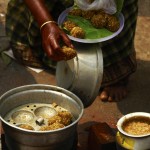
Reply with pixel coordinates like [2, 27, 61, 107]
[58, 111, 72, 126]
[70, 26, 85, 39]
[94, 9, 106, 15]
[60, 46, 77, 60]
[39, 122, 65, 131]
[62, 20, 77, 32]
[48, 115, 62, 125]
[48, 111, 72, 126]
[91, 14, 107, 28]
[105, 14, 120, 32]
[82, 10, 95, 20]
[19, 124, 34, 130]
[68, 8, 82, 16]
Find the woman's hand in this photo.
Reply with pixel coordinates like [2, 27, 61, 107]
[41, 22, 74, 61]
[23, 0, 74, 61]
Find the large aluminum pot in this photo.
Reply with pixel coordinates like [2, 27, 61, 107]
[56, 42, 103, 107]
[0, 84, 84, 150]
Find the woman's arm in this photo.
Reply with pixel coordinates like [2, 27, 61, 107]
[24, 0, 73, 61]
[24, 0, 53, 26]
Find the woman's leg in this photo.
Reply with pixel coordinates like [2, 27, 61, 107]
[100, 0, 138, 102]
[100, 77, 129, 102]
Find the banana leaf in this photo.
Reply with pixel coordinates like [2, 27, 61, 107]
[67, 15, 113, 39]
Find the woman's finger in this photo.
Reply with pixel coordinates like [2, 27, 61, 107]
[61, 33, 74, 48]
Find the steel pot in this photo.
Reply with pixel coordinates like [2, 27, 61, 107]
[116, 112, 150, 150]
[0, 84, 84, 150]
[56, 42, 103, 107]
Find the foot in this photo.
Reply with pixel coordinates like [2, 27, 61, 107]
[99, 83, 128, 102]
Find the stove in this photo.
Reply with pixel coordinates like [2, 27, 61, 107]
[1, 134, 9, 150]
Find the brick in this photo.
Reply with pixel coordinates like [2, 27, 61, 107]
[88, 122, 117, 150]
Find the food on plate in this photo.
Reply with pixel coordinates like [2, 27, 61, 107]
[63, 8, 120, 39]
[62, 20, 78, 31]
[70, 26, 85, 38]
[62, 20, 85, 39]
[90, 12, 120, 31]
[68, 8, 82, 16]
[95, 9, 106, 15]
[105, 14, 120, 32]
[82, 10, 95, 20]
[91, 13, 107, 28]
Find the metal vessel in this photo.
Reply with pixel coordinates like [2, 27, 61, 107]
[56, 42, 103, 107]
[0, 84, 84, 150]
[116, 112, 150, 150]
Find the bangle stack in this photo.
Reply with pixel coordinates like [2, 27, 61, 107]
[40, 20, 57, 30]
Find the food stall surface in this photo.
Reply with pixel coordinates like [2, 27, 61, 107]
[0, 0, 150, 150]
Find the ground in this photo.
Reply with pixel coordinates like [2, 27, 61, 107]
[0, 1, 150, 150]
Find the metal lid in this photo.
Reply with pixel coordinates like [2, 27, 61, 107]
[56, 42, 103, 107]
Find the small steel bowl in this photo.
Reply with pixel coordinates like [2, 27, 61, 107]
[116, 112, 150, 150]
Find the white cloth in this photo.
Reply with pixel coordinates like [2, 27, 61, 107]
[75, 0, 117, 14]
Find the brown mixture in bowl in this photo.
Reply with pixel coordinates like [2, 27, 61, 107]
[122, 116, 150, 136]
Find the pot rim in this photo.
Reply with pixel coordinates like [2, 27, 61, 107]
[0, 84, 84, 134]
[117, 112, 150, 138]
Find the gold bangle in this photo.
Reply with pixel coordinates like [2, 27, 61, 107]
[40, 21, 57, 30]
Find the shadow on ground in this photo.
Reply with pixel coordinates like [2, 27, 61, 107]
[117, 59, 150, 114]
[0, 60, 37, 96]
[77, 59, 150, 150]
